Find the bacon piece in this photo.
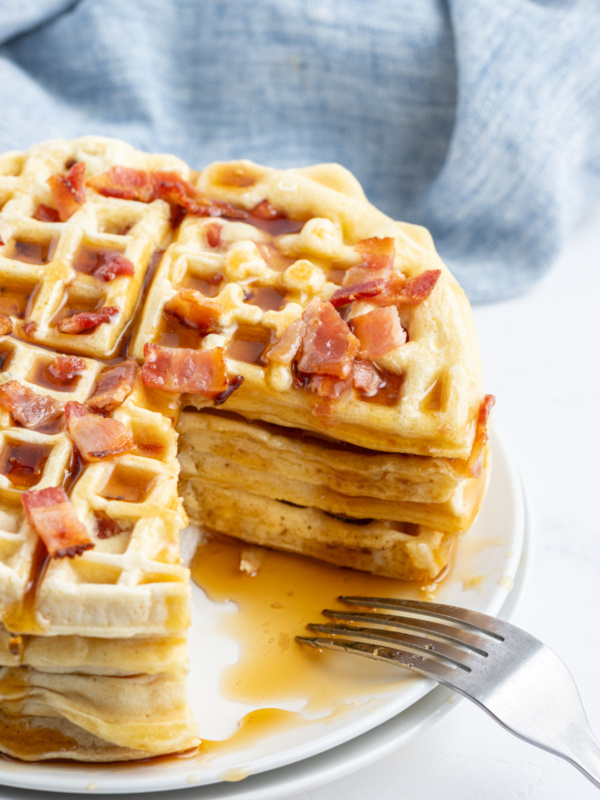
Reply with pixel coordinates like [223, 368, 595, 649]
[47, 355, 86, 384]
[0, 380, 62, 428]
[468, 394, 495, 478]
[92, 251, 135, 282]
[265, 319, 306, 366]
[57, 306, 119, 334]
[22, 487, 93, 558]
[163, 289, 221, 331]
[22, 321, 37, 336]
[205, 222, 222, 248]
[87, 167, 248, 220]
[350, 306, 407, 359]
[142, 343, 242, 400]
[87, 359, 137, 413]
[297, 299, 359, 379]
[95, 512, 133, 540]
[377, 269, 441, 307]
[0, 236, 4, 246]
[0, 313, 13, 336]
[64, 401, 133, 461]
[352, 360, 384, 396]
[329, 277, 389, 308]
[307, 374, 352, 400]
[47, 161, 86, 221]
[251, 199, 284, 220]
[33, 204, 60, 223]
[355, 237, 396, 271]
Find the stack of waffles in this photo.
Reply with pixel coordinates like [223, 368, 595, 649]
[0, 136, 492, 762]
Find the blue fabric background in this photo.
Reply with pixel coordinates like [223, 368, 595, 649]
[1, 0, 599, 301]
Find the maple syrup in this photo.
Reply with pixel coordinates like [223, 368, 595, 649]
[182, 273, 223, 298]
[244, 285, 287, 312]
[247, 214, 306, 237]
[2, 537, 49, 635]
[100, 465, 156, 503]
[51, 287, 107, 326]
[0, 281, 40, 319]
[4, 236, 58, 265]
[190, 536, 435, 714]
[212, 163, 262, 189]
[0, 440, 51, 489]
[361, 370, 404, 406]
[226, 327, 271, 367]
[156, 316, 205, 350]
[255, 242, 297, 272]
[73, 242, 124, 275]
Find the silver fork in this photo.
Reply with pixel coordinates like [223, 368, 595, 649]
[297, 596, 600, 789]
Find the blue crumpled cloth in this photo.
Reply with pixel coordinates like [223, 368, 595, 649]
[1, 0, 599, 301]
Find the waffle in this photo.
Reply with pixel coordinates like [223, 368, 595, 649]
[0, 136, 493, 762]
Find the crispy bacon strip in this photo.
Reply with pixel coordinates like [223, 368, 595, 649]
[265, 319, 306, 366]
[163, 289, 221, 331]
[64, 401, 133, 461]
[355, 237, 396, 271]
[0, 313, 13, 336]
[47, 161, 86, 222]
[350, 306, 407, 359]
[251, 199, 284, 220]
[57, 306, 119, 334]
[205, 222, 222, 248]
[92, 251, 135, 282]
[378, 269, 441, 306]
[47, 355, 86, 384]
[352, 360, 384, 396]
[307, 373, 352, 400]
[87, 359, 137, 413]
[33, 204, 60, 223]
[0, 380, 62, 428]
[468, 394, 496, 478]
[297, 299, 359, 379]
[22, 487, 93, 559]
[329, 277, 389, 308]
[87, 167, 248, 220]
[142, 343, 243, 400]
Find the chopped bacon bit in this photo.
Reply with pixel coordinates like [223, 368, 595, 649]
[0, 380, 62, 428]
[47, 161, 86, 222]
[251, 199, 285, 220]
[57, 306, 119, 334]
[142, 343, 242, 400]
[21, 487, 93, 559]
[468, 394, 495, 478]
[213, 374, 244, 406]
[95, 512, 133, 540]
[33, 204, 60, 223]
[383, 269, 441, 306]
[87, 359, 137, 413]
[329, 277, 389, 308]
[297, 299, 359, 379]
[22, 320, 37, 337]
[206, 222, 222, 248]
[265, 319, 306, 366]
[92, 251, 135, 282]
[350, 306, 407, 359]
[352, 360, 384, 396]
[65, 401, 133, 461]
[47, 355, 86, 384]
[87, 167, 248, 221]
[355, 237, 396, 271]
[163, 289, 221, 332]
[307, 373, 352, 400]
[0, 313, 13, 336]
[0, 237, 4, 246]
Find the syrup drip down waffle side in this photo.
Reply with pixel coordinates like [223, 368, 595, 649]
[0, 136, 493, 762]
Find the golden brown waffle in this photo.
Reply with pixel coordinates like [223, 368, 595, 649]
[0, 136, 492, 762]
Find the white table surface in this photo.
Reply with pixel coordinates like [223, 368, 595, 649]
[282, 207, 600, 800]
[1, 209, 599, 800]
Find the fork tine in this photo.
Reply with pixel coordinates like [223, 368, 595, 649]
[307, 622, 474, 670]
[321, 609, 491, 656]
[339, 597, 505, 640]
[296, 636, 461, 683]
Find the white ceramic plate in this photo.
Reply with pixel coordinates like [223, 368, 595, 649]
[0, 429, 526, 796]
